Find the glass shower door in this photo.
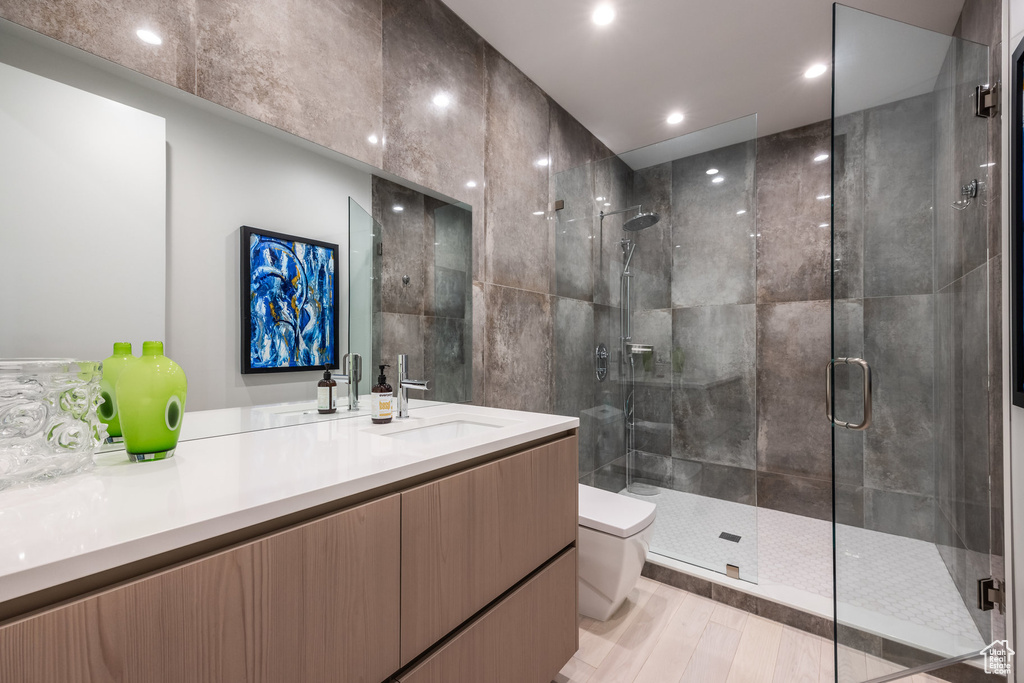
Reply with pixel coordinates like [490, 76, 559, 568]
[831, 5, 1001, 680]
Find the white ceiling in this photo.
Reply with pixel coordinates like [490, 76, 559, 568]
[441, 0, 967, 154]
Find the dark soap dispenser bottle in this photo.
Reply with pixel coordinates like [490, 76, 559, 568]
[317, 365, 337, 414]
[372, 364, 393, 424]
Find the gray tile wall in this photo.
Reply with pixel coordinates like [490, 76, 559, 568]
[373, 176, 472, 403]
[2, 0, 612, 424]
[939, 0, 1003, 644]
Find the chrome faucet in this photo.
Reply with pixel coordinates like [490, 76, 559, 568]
[396, 354, 428, 418]
[336, 352, 362, 410]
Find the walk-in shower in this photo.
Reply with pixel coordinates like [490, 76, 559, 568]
[554, 10, 1003, 669]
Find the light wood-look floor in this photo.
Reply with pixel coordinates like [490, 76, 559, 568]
[555, 577, 945, 683]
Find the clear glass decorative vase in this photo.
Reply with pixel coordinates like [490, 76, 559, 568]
[0, 359, 106, 489]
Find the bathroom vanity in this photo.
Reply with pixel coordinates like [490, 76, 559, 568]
[0, 403, 579, 683]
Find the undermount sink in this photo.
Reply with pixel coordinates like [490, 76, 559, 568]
[373, 413, 520, 445]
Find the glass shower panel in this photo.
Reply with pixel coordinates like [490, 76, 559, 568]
[348, 197, 378, 382]
[430, 203, 473, 402]
[832, 6, 1000, 680]
[554, 114, 760, 583]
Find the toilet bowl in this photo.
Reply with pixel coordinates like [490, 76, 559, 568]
[577, 483, 657, 621]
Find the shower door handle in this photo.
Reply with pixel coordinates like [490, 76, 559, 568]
[825, 357, 873, 431]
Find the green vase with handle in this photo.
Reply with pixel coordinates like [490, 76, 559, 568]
[97, 342, 138, 439]
[116, 341, 187, 462]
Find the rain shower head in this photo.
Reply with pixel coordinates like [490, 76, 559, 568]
[623, 211, 660, 231]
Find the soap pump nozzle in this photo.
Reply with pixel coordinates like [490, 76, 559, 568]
[377, 364, 390, 384]
[322, 365, 332, 381]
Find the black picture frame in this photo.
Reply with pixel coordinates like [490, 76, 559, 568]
[240, 225, 340, 375]
[1012, 38, 1024, 407]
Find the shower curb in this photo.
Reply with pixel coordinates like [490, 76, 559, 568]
[642, 562, 1003, 683]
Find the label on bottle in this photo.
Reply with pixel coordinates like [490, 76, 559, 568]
[372, 391, 393, 420]
[317, 386, 334, 411]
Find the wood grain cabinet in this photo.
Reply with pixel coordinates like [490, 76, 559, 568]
[399, 435, 577, 665]
[0, 494, 402, 683]
[0, 432, 580, 683]
[396, 549, 578, 683]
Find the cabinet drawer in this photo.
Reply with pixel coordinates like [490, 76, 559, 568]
[0, 494, 402, 683]
[398, 549, 577, 683]
[400, 435, 577, 665]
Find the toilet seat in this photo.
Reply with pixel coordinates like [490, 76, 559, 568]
[578, 484, 656, 538]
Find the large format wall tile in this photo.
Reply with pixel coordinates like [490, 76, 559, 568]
[0, 0, 198, 91]
[863, 93, 936, 297]
[553, 161, 595, 301]
[961, 263, 991, 521]
[553, 297, 595, 419]
[954, 37, 991, 279]
[381, 0, 484, 207]
[484, 46, 551, 294]
[672, 459, 756, 506]
[832, 112, 865, 301]
[671, 141, 756, 308]
[672, 304, 756, 469]
[756, 471, 834, 522]
[483, 284, 552, 413]
[755, 120, 831, 304]
[756, 300, 831, 480]
[627, 162, 672, 311]
[865, 489, 937, 543]
[374, 177, 428, 316]
[862, 294, 935, 497]
[196, 0, 383, 168]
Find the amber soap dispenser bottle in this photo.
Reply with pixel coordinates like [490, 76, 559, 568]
[372, 364, 393, 424]
[317, 365, 337, 414]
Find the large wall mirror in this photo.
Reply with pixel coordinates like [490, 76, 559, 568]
[0, 18, 471, 441]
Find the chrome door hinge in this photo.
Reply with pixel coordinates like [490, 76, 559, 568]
[979, 577, 1005, 613]
[976, 83, 999, 118]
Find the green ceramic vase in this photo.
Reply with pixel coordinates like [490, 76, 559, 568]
[116, 341, 187, 462]
[97, 342, 138, 439]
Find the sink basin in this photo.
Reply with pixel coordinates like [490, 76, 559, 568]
[372, 413, 520, 445]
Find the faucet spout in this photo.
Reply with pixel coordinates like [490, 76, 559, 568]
[336, 353, 362, 410]
[396, 354, 429, 418]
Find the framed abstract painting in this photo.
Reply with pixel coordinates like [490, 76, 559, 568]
[241, 225, 340, 374]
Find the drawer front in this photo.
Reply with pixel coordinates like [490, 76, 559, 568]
[0, 494, 402, 683]
[400, 435, 577, 665]
[398, 549, 578, 683]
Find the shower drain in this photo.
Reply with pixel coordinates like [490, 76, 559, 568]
[719, 532, 742, 543]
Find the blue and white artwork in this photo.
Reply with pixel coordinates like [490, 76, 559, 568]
[244, 227, 337, 372]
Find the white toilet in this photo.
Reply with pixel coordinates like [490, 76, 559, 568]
[577, 483, 657, 621]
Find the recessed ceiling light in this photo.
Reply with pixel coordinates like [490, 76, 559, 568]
[432, 92, 451, 107]
[814, 153, 829, 162]
[981, 162, 996, 167]
[712, 176, 724, 184]
[466, 180, 477, 188]
[667, 112, 684, 125]
[533, 211, 545, 216]
[368, 134, 379, 144]
[819, 223, 829, 228]
[536, 158, 550, 167]
[706, 168, 719, 175]
[393, 205, 404, 213]
[136, 29, 162, 45]
[596, 196, 606, 202]
[804, 63, 828, 79]
[604, 202, 611, 206]
[817, 194, 831, 200]
[592, 5, 615, 25]
[736, 210, 747, 215]
[675, 245, 681, 248]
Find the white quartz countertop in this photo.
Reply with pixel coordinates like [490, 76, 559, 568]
[0, 401, 578, 604]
